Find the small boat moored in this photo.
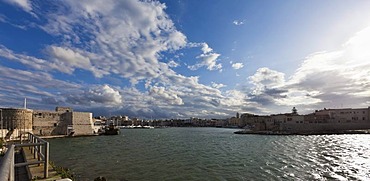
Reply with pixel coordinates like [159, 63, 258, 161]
[99, 123, 119, 135]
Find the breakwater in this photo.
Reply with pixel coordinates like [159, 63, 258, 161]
[48, 127, 370, 180]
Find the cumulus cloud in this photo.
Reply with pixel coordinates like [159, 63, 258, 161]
[286, 27, 370, 108]
[149, 86, 184, 105]
[211, 82, 226, 89]
[0, 0, 257, 118]
[39, 0, 187, 84]
[46, 46, 107, 77]
[5, 0, 370, 118]
[246, 26, 370, 112]
[249, 67, 285, 89]
[231, 62, 244, 69]
[188, 43, 222, 71]
[67, 85, 122, 106]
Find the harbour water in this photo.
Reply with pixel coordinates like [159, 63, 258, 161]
[47, 128, 370, 180]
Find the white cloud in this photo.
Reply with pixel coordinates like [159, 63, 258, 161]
[67, 85, 122, 107]
[0, 45, 48, 70]
[167, 60, 180, 68]
[211, 82, 226, 89]
[0, 66, 81, 108]
[249, 67, 285, 89]
[4, 0, 33, 13]
[231, 62, 244, 69]
[39, 0, 187, 84]
[201, 43, 213, 53]
[245, 26, 370, 112]
[10, 0, 370, 118]
[46, 46, 107, 77]
[187, 43, 222, 71]
[149, 86, 184, 105]
[232, 20, 244, 26]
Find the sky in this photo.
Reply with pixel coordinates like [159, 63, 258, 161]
[0, 0, 370, 119]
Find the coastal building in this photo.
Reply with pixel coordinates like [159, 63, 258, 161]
[239, 107, 370, 134]
[0, 108, 33, 139]
[1, 106, 94, 138]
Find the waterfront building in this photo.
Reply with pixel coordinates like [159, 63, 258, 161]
[239, 107, 370, 133]
[0, 108, 33, 139]
[1, 106, 95, 138]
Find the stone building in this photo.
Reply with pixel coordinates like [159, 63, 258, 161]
[63, 112, 94, 136]
[239, 107, 370, 133]
[1, 106, 94, 138]
[0, 108, 33, 139]
[33, 107, 94, 136]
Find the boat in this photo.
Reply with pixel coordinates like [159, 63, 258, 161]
[99, 123, 119, 135]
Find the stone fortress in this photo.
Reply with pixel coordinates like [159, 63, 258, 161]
[1, 106, 94, 138]
[231, 107, 370, 134]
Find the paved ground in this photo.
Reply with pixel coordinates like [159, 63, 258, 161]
[14, 148, 29, 181]
[22, 147, 62, 181]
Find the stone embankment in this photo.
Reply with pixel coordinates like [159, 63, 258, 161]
[234, 129, 370, 135]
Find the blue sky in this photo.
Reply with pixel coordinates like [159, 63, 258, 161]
[1, 0, 370, 119]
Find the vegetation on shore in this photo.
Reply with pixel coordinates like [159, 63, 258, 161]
[50, 161, 76, 180]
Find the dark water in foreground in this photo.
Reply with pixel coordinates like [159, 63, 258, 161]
[47, 128, 370, 180]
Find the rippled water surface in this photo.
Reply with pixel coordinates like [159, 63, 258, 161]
[47, 128, 370, 180]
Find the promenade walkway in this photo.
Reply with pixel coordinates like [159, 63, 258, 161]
[22, 147, 62, 180]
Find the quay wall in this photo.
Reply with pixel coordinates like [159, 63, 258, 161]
[280, 123, 370, 133]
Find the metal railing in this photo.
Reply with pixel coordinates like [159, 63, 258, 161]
[0, 132, 49, 181]
[0, 144, 15, 181]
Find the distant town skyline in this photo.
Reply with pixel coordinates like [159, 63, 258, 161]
[1, 0, 370, 118]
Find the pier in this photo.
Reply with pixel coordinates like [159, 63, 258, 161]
[0, 132, 66, 180]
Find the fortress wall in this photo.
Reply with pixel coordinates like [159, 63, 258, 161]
[32, 111, 67, 135]
[65, 112, 94, 136]
[1, 108, 33, 130]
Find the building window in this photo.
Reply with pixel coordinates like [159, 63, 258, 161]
[54, 123, 57, 127]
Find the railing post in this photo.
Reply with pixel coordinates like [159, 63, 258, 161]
[44, 142, 49, 178]
[37, 140, 41, 166]
[34, 138, 37, 159]
[10, 146, 14, 181]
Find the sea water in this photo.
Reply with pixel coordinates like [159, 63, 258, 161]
[47, 127, 370, 180]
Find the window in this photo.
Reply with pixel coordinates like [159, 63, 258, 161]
[54, 123, 57, 127]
